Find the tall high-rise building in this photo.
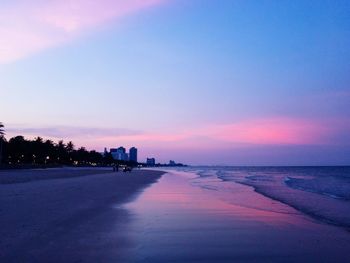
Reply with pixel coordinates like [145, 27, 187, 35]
[129, 147, 138, 163]
[110, 148, 118, 160]
[116, 147, 126, 154]
[110, 147, 128, 161]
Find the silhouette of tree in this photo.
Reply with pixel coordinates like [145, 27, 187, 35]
[103, 152, 114, 165]
[8, 136, 26, 164]
[35, 137, 43, 143]
[0, 122, 4, 136]
[0, 122, 4, 166]
[1, 133, 136, 168]
[42, 139, 55, 164]
[66, 141, 74, 152]
[56, 140, 67, 163]
[33, 137, 44, 163]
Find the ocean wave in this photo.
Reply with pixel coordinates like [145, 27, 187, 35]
[284, 176, 350, 201]
[190, 166, 350, 230]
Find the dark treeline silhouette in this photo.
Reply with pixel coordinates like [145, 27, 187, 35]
[0, 134, 137, 168]
[0, 122, 4, 166]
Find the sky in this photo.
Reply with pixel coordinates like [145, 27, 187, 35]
[1, 0, 350, 165]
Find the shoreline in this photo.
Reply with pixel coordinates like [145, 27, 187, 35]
[244, 182, 350, 230]
[0, 168, 165, 262]
[2, 167, 349, 262]
[124, 169, 350, 262]
[191, 166, 350, 231]
[220, 177, 350, 231]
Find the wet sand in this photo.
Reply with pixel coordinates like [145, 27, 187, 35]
[0, 168, 164, 262]
[124, 169, 350, 263]
[2, 168, 350, 262]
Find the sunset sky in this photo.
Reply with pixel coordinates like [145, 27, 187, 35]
[1, 0, 350, 165]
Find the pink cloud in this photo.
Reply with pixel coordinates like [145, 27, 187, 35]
[5, 117, 350, 152]
[0, 0, 165, 63]
[74, 117, 350, 151]
[120, 117, 349, 149]
[203, 118, 330, 145]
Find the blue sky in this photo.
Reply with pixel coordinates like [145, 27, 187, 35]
[1, 0, 350, 165]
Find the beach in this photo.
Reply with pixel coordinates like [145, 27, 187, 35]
[1, 167, 350, 262]
[0, 168, 163, 262]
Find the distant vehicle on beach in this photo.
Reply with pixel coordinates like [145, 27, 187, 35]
[123, 166, 132, 172]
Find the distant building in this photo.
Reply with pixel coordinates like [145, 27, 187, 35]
[110, 148, 118, 159]
[166, 160, 185, 167]
[129, 147, 138, 163]
[111, 147, 128, 161]
[146, 158, 156, 166]
[123, 153, 129, 161]
[117, 147, 126, 154]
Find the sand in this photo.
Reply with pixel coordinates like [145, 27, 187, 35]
[0, 168, 164, 262]
[0, 167, 115, 184]
[2, 167, 350, 262]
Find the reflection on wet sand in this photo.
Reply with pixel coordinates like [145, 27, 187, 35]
[123, 170, 350, 263]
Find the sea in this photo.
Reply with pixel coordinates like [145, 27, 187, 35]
[168, 166, 350, 229]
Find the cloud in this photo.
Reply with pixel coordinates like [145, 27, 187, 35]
[116, 117, 350, 147]
[6, 125, 142, 139]
[203, 118, 329, 145]
[5, 117, 350, 151]
[205, 117, 350, 146]
[0, 0, 165, 63]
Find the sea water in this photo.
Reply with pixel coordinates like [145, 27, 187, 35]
[173, 166, 350, 229]
[125, 167, 350, 262]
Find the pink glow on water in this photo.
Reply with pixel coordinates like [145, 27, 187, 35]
[126, 170, 312, 228]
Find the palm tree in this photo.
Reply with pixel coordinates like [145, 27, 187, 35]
[66, 141, 74, 164]
[0, 122, 5, 166]
[56, 140, 66, 163]
[66, 141, 74, 153]
[0, 122, 4, 137]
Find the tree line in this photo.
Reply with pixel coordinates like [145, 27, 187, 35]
[0, 123, 135, 168]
